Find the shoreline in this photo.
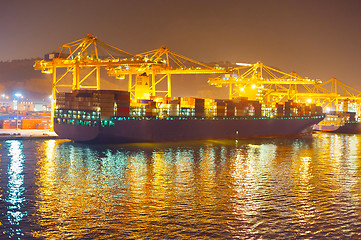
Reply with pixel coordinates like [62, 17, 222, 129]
[0, 129, 59, 140]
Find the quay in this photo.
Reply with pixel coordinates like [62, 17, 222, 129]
[0, 129, 58, 140]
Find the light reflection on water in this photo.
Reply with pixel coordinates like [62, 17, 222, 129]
[2, 140, 26, 238]
[0, 133, 361, 238]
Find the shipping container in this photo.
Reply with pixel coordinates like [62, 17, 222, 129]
[21, 119, 36, 129]
[276, 104, 284, 117]
[116, 107, 130, 117]
[226, 101, 235, 117]
[169, 104, 179, 116]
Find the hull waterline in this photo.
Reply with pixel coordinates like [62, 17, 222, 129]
[54, 116, 324, 143]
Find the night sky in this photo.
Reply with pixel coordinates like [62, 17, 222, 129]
[1, 0, 360, 88]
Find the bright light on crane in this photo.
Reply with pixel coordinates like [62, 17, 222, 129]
[236, 63, 252, 67]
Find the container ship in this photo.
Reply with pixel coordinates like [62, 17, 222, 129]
[313, 111, 361, 133]
[53, 89, 324, 143]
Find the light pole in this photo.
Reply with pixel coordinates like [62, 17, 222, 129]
[14, 93, 23, 130]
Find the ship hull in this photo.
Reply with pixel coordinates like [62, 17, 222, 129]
[54, 116, 324, 143]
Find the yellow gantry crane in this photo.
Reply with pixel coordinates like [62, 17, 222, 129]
[34, 34, 153, 127]
[34, 35, 227, 103]
[305, 78, 361, 112]
[208, 61, 320, 101]
[34, 34, 154, 94]
[208, 61, 361, 114]
[108, 46, 227, 99]
[34, 35, 228, 128]
[35, 35, 361, 123]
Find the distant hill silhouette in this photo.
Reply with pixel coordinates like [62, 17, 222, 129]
[0, 59, 51, 100]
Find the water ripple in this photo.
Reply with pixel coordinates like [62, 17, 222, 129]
[0, 136, 359, 238]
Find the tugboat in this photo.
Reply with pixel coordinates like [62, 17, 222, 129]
[313, 111, 361, 133]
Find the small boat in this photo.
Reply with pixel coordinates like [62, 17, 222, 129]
[313, 111, 361, 133]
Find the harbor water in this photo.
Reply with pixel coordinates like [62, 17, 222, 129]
[1, 133, 361, 239]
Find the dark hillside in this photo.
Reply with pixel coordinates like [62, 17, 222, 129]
[0, 59, 51, 100]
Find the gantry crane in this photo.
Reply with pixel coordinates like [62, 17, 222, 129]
[208, 61, 361, 114]
[34, 34, 154, 94]
[35, 35, 361, 123]
[303, 78, 361, 112]
[34, 34, 153, 127]
[272, 77, 361, 112]
[208, 61, 320, 101]
[108, 46, 227, 99]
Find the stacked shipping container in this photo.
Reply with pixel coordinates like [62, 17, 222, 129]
[56, 90, 323, 119]
[56, 90, 130, 118]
